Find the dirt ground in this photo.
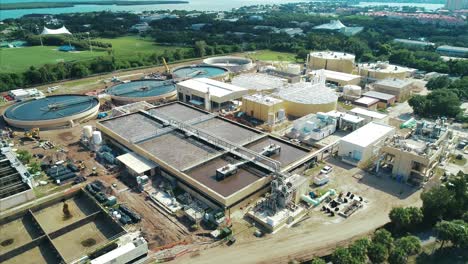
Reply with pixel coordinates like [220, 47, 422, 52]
[174, 158, 423, 264]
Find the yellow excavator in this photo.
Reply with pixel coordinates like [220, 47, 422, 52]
[162, 57, 172, 78]
[24, 128, 40, 140]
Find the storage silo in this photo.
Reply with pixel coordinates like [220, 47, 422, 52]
[309, 51, 355, 74]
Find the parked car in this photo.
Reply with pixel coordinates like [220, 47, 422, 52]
[320, 165, 333, 174]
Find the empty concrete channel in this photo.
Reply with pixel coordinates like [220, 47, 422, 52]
[0, 189, 125, 264]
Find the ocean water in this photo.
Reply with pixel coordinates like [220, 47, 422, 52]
[1, 1, 445, 20]
[2, 0, 306, 19]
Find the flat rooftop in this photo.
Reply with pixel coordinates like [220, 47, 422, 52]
[363, 91, 396, 101]
[99, 112, 164, 142]
[243, 94, 283, 106]
[317, 69, 361, 82]
[354, 97, 379, 106]
[340, 122, 395, 147]
[374, 78, 413, 89]
[349, 107, 387, 119]
[99, 102, 311, 201]
[177, 78, 247, 99]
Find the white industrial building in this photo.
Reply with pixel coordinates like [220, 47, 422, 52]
[326, 110, 365, 131]
[8, 88, 44, 101]
[116, 152, 158, 177]
[312, 69, 361, 87]
[338, 122, 395, 166]
[348, 107, 388, 124]
[90, 233, 148, 264]
[177, 78, 248, 111]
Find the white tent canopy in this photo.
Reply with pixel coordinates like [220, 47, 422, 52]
[41, 26, 72, 35]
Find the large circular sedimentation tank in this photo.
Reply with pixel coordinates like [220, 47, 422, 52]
[3, 95, 100, 129]
[107, 80, 177, 105]
[202, 56, 254, 73]
[172, 65, 229, 80]
[274, 82, 338, 117]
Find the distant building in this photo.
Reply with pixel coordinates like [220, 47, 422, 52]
[372, 78, 413, 102]
[131, 22, 150, 32]
[393, 38, 435, 48]
[279, 28, 304, 36]
[311, 69, 361, 86]
[140, 13, 178, 22]
[248, 15, 264, 21]
[313, 20, 363, 36]
[436, 45, 468, 58]
[191, 23, 209, 31]
[445, 0, 468, 11]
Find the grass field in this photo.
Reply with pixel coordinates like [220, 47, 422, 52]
[0, 46, 105, 73]
[248, 50, 299, 62]
[0, 36, 189, 74]
[95, 36, 188, 57]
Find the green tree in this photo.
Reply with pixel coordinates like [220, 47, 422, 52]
[426, 76, 451, 90]
[389, 207, 423, 233]
[408, 95, 428, 116]
[331, 247, 355, 264]
[388, 247, 407, 264]
[309, 258, 326, 264]
[372, 229, 394, 251]
[17, 150, 32, 164]
[195, 40, 207, 57]
[394, 236, 421, 256]
[421, 186, 453, 224]
[435, 220, 468, 249]
[426, 89, 461, 117]
[367, 243, 389, 264]
[348, 238, 371, 263]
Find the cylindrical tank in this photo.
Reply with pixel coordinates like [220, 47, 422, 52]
[83, 125, 93, 138]
[92, 131, 102, 145]
[287, 64, 301, 75]
[343, 85, 362, 99]
[309, 51, 355, 74]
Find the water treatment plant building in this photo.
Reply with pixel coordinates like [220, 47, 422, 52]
[308, 51, 356, 74]
[3, 95, 100, 129]
[97, 102, 313, 211]
[106, 80, 177, 105]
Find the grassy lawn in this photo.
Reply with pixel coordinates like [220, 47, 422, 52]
[0, 36, 189, 74]
[94, 36, 189, 58]
[449, 154, 467, 166]
[247, 50, 299, 62]
[0, 46, 105, 73]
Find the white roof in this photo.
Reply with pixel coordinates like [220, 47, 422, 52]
[310, 51, 355, 60]
[374, 78, 413, 89]
[117, 152, 157, 174]
[314, 20, 346, 30]
[91, 242, 137, 264]
[9, 89, 28, 96]
[358, 62, 414, 74]
[349, 107, 387, 119]
[243, 94, 283, 106]
[231, 73, 286, 91]
[354, 97, 379, 106]
[177, 78, 248, 103]
[326, 110, 364, 124]
[314, 69, 361, 82]
[340, 122, 395, 148]
[275, 82, 338, 105]
[41, 26, 72, 35]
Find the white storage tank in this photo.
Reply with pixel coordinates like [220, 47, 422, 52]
[83, 125, 93, 138]
[92, 131, 103, 145]
[343, 85, 362, 100]
[287, 64, 301, 75]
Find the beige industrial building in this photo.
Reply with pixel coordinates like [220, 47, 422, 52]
[177, 78, 248, 111]
[311, 69, 361, 86]
[353, 97, 379, 110]
[308, 51, 356, 74]
[372, 78, 413, 102]
[379, 119, 451, 186]
[241, 94, 285, 124]
[358, 62, 415, 81]
[338, 122, 395, 166]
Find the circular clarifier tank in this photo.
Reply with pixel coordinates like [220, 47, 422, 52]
[172, 65, 229, 80]
[3, 94, 100, 129]
[106, 80, 177, 105]
[202, 56, 254, 72]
